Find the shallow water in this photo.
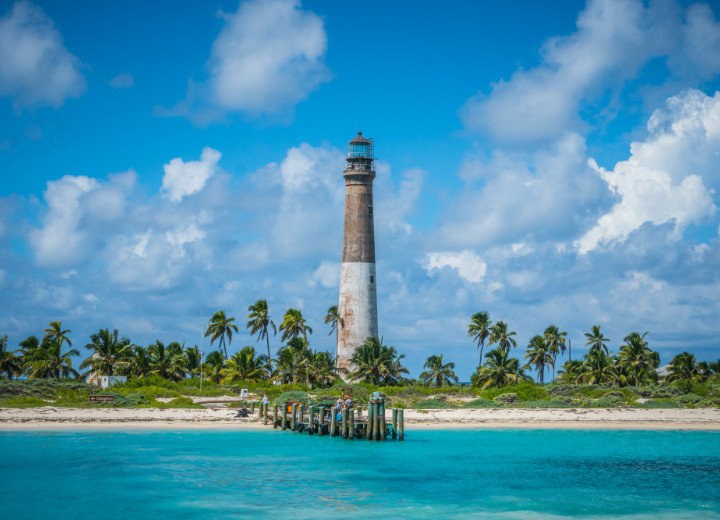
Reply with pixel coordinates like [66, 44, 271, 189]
[1, 428, 719, 519]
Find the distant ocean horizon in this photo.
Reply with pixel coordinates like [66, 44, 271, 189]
[1, 428, 719, 519]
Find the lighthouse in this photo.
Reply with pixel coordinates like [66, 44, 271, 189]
[337, 132, 379, 373]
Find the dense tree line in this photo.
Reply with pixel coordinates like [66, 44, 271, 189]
[2, 306, 718, 390]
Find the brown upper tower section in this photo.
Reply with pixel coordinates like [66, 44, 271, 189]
[341, 132, 376, 263]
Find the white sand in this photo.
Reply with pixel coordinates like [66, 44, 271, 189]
[1, 406, 719, 430]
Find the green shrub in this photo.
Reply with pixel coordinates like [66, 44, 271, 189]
[271, 391, 308, 405]
[462, 398, 503, 408]
[163, 396, 202, 408]
[635, 399, 679, 409]
[587, 398, 618, 408]
[522, 399, 574, 408]
[675, 393, 703, 406]
[494, 393, 519, 405]
[413, 398, 454, 409]
[0, 396, 48, 407]
[483, 382, 550, 401]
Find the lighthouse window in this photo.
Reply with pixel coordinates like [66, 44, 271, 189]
[370, 275, 375, 284]
[368, 204, 373, 216]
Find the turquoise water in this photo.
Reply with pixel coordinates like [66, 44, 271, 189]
[1, 428, 719, 519]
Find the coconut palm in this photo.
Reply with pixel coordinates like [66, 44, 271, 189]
[42, 321, 72, 349]
[148, 341, 186, 381]
[584, 325, 610, 355]
[666, 352, 702, 383]
[0, 335, 22, 379]
[347, 337, 409, 385]
[279, 308, 313, 341]
[468, 311, 492, 368]
[419, 354, 459, 388]
[557, 359, 584, 384]
[488, 321, 517, 353]
[303, 350, 339, 388]
[578, 349, 616, 384]
[324, 305, 343, 349]
[274, 337, 306, 384]
[25, 340, 80, 379]
[221, 346, 268, 383]
[205, 310, 239, 360]
[246, 300, 277, 372]
[544, 325, 567, 382]
[203, 350, 225, 384]
[79, 329, 132, 377]
[617, 332, 659, 386]
[127, 345, 152, 379]
[471, 347, 530, 389]
[524, 335, 554, 385]
[184, 345, 203, 379]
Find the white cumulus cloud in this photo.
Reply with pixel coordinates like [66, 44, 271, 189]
[208, 0, 329, 115]
[161, 147, 221, 202]
[422, 250, 487, 284]
[576, 89, 719, 254]
[0, 0, 86, 108]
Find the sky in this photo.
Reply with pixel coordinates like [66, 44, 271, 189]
[2, 0, 720, 380]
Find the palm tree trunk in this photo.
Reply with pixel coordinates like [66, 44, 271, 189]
[266, 334, 273, 373]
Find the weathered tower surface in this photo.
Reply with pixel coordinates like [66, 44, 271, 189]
[337, 132, 379, 374]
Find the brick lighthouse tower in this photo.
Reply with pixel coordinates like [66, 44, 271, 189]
[337, 132, 379, 373]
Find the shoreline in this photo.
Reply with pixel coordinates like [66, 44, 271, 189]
[1, 407, 719, 431]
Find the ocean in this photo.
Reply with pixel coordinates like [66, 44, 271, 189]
[1, 428, 719, 519]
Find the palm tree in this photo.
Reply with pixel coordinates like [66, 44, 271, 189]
[148, 341, 186, 381]
[324, 305, 343, 356]
[584, 325, 610, 355]
[205, 310, 239, 360]
[127, 345, 151, 379]
[544, 325, 567, 382]
[42, 321, 72, 349]
[419, 354, 459, 388]
[246, 300, 277, 372]
[468, 311, 492, 368]
[0, 335, 22, 379]
[488, 321, 517, 353]
[666, 352, 701, 383]
[279, 308, 313, 341]
[347, 337, 409, 385]
[184, 345, 203, 379]
[203, 350, 225, 384]
[25, 340, 80, 379]
[79, 329, 132, 377]
[617, 332, 659, 386]
[221, 346, 268, 383]
[524, 335, 554, 385]
[578, 349, 616, 384]
[557, 359, 584, 384]
[274, 337, 306, 384]
[471, 347, 530, 389]
[303, 350, 339, 388]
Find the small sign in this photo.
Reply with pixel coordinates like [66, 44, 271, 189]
[89, 395, 114, 402]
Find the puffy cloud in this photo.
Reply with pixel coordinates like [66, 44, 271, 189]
[439, 133, 609, 248]
[108, 73, 134, 89]
[309, 261, 340, 289]
[0, 1, 86, 108]
[422, 250, 487, 284]
[208, 0, 329, 116]
[161, 147, 221, 202]
[576, 89, 719, 254]
[459, 0, 720, 143]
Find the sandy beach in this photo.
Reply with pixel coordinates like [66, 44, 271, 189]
[1, 406, 719, 430]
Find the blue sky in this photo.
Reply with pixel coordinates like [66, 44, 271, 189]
[2, 0, 720, 379]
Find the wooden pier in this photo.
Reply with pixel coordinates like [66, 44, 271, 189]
[253, 397, 404, 441]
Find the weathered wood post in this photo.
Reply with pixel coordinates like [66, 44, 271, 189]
[348, 408, 355, 440]
[331, 408, 338, 437]
[263, 403, 268, 425]
[374, 408, 381, 441]
[273, 404, 279, 429]
[380, 398, 387, 440]
[251, 401, 255, 414]
[341, 408, 348, 439]
[282, 403, 287, 430]
[366, 401, 373, 440]
[318, 407, 325, 436]
[258, 402, 263, 420]
[398, 408, 404, 441]
[392, 408, 398, 439]
[299, 404, 304, 428]
[308, 406, 315, 435]
[291, 403, 297, 431]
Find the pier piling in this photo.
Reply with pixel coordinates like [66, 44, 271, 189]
[398, 409, 404, 441]
[349, 408, 355, 440]
[282, 404, 287, 430]
[273, 404, 278, 429]
[331, 408, 337, 437]
[392, 409, 398, 439]
[342, 408, 348, 439]
[291, 404, 297, 431]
